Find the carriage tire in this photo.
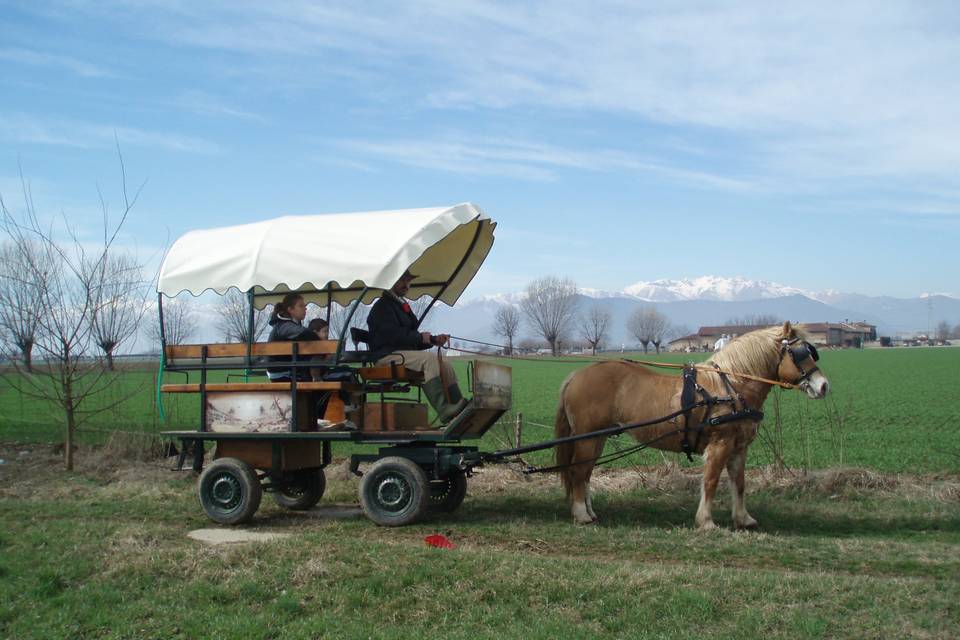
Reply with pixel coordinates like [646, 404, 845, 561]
[429, 470, 467, 512]
[272, 469, 326, 511]
[359, 457, 430, 527]
[198, 457, 262, 525]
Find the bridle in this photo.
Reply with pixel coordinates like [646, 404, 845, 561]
[778, 337, 821, 390]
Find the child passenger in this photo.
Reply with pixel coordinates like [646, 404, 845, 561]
[307, 318, 331, 381]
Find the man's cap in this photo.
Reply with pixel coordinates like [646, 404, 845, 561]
[400, 269, 418, 280]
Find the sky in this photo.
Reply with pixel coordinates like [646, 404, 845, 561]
[1, 1, 958, 301]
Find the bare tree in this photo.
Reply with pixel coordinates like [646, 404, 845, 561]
[579, 304, 611, 355]
[650, 314, 671, 354]
[935, 320, 951, 342]
[0, 241, 47, 371]
[148, 297, 199, 348]
[0, 155, 146, 471]
[328, 301, 371, 344]
[670, 324, 693, 340]
[520, 276, 578, 357]
[724, 314, 781, 326]
[492, 305, 521, 354]
[627, 306, 669, 354]
[90, 252, 145, 370]
[218, 290, 268, 342]
[953, 322, 960, 340]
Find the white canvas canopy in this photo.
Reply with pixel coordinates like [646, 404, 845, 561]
[157, 203, 495, 309]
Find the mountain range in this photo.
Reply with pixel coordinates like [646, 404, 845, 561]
[424, 276, 960, 346]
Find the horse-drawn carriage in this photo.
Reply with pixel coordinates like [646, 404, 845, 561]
[160, 203, 830, 530]
[158, 204, 511, 527]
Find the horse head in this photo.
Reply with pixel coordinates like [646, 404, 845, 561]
[776, 321, 829, 399]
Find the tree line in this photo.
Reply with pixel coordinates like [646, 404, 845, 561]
[491, 275, 685, 356]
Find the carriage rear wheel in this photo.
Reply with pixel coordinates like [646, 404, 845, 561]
[272, 469, 326, 511]
[198, 457, 262, 525]
[359, 457, 430, 527]
[429, 470, 467, 512]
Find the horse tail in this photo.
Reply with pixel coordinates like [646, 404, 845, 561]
[554, 371, 578, 497]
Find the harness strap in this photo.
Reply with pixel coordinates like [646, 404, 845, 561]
[680, 366, 699, 462]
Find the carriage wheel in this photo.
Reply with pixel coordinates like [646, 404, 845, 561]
[359, 457, 430, 527]
[198, 457, 262, 525]
[272, 469, 326, 511]
[429, 470, 467, 512]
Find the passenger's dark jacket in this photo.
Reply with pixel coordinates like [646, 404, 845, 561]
[266, 314, 317, 378]
[366, 292, 429, 353]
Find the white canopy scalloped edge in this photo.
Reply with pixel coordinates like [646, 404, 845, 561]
[157, 203, 496, 309]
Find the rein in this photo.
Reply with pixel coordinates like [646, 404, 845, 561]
[444, 335, 798, 389]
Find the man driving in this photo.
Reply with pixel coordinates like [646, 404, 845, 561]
[366, 269, 469, 424]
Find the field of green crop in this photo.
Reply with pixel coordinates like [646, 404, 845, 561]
[2, 349, 958, 639]
[1, 346, 958, 472]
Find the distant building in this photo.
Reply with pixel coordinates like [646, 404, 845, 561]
[669, 321, 878, 352]
[669, 324, 774, 352]
[800, 322, 877, 348]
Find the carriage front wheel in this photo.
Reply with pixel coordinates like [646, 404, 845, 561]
[198, 457, 262, 525]
[272, 469, 326, 511]
[359, 457, 430, 526]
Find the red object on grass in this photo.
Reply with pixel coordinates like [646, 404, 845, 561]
[424, 534, 455, 549]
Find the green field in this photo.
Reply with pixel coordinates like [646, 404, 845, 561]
[1, 445, 958, 639]
[2, 349, 959, 639]
[2, 346, 958, 473]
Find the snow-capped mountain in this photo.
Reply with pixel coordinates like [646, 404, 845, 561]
[622, 276, 811, 302]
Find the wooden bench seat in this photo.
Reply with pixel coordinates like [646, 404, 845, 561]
[161, 381, 360, 393]
[165, 341, 338, 359]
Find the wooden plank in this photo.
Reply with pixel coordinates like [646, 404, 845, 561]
[161, 381, 359, 393]
[166, 340, 338, 359]
[215, 440, 323, 471]
[356, 403, 429, 432]
[165, 344, 203, 358]
[358, 365, 425, 382]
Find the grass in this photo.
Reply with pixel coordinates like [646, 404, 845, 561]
[1, 346, 959, 473]
[1, 444, 958, 639]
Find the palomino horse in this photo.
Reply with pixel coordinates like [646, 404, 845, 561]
[554, 322, 829, 528]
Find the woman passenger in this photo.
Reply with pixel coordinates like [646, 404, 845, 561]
[266, 293, 317, 382]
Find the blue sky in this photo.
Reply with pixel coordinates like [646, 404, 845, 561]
[1, 1, 958, 300]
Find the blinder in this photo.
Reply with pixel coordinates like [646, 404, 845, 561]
[789, 340, 819, 364]
[780, 337, 821, 385]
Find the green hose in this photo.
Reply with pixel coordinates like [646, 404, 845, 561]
[156, 348, 166, 422]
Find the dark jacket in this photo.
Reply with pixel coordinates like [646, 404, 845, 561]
[266, 315, 317, 378]
[367, 292, 428, 353]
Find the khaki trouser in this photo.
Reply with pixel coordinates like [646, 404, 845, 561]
[376, 349, 458, 385]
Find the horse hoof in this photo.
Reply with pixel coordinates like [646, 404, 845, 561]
[696, 521, 718, 531]
[735, 519, 759, 531]
[574, 517, 598, 526]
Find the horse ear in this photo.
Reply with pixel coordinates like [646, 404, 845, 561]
[780, 321, 792, 338]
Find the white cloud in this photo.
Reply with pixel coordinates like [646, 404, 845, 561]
[15, 2, 960, 196]
[0, 114, 222, 154]
[0, 47, 113, 78]
[335, 135, 758, 189]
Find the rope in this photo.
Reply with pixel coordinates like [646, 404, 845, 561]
[523, 430, 683, 474]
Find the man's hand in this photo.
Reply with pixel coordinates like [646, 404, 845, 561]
[420, 331, 433, 345]
[432, 333, 450, 347]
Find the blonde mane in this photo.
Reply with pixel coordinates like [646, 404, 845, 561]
[707, 325, 807, 377]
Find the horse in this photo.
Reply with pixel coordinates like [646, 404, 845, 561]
[554, 321, 829, 529]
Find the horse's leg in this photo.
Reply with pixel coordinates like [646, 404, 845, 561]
[695, 439, 734, 530]
[584, 436, 606, 521]
[726, 445, 758, 529]
[568, 439, 601, 525]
